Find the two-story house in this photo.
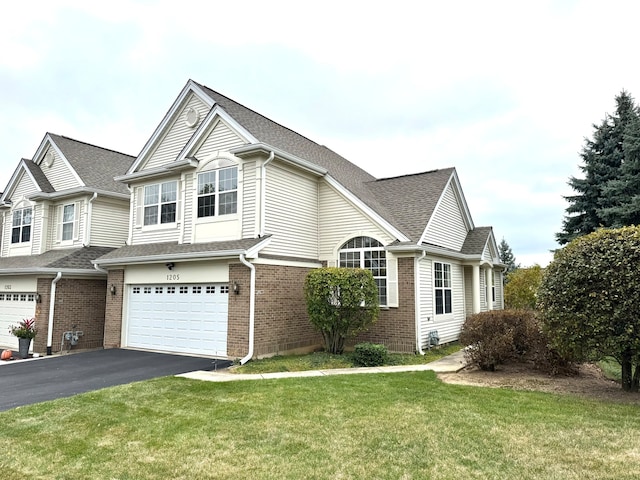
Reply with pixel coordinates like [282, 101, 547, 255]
[94, 79, 504, 363]
[0, 134, 134, 354]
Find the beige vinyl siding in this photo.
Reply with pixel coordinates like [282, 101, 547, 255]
[494, 271, 504, 309]
[482, 244, 493, 262]
[142, 94, 209, 171]
[318, 181, 395, 260]
[182, 174, 194, 243]
[428, 258, 466, 344]
[241, 161, 257, 239]
[30, 204, 42, 255]
[262, 163, 318, 258]
[194, 120, 245, 159]
[422, 183, 469, 251]
[90, 199, 130, 247]
[9, 172, 36, 202]
[464, 265, 473, 316]
[418, 257, 435, 350]
[131, 180, 182, 245]
[42, 148, 80, 191]
[480, 268, 487, 311]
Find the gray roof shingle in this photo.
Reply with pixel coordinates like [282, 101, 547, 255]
[460, 227, 493, 255]
[365, 168, 455, 243]
[95, 237, 270, 264]
[0, 247, 114, 273]
[22, 159, 55, 193]
[48, 134, 135, 195]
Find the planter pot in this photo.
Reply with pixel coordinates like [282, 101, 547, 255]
[18, 337, 31, 359]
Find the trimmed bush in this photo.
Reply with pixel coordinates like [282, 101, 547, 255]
[460, 309, 569, 373]
[353, 342, 388, 367]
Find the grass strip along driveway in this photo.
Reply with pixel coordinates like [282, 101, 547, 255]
[1, 371, 639, 479]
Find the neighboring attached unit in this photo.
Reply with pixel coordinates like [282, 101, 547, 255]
[0, 134, 134, 354]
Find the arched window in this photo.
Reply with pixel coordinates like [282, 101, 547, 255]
[339, 236, 387, 306]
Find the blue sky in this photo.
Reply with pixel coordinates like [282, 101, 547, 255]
[2, 0, 638, 266]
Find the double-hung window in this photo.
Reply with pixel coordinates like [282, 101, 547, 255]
[197, 166, 238, 218]
[434, 262, 452, 314]
[11, 208, 32, 244]
[144, 181, 177, 226]
[339, 236, 387, 306]
[61, 204, 75, 241]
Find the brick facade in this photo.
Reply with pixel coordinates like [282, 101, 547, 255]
[103, 269, 124, 348]
[228, 262, 322, 359]
[33, 277, 107, 354]
[351, 256, 416, 353]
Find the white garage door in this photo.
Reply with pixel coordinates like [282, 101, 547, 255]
[0, 292, 37, 349]
[127, 284, 229, 357]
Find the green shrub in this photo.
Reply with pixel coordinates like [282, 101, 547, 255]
[304, 267, 379, 354]
[460, 309, 570, 373]
[353, 342, 388, 367]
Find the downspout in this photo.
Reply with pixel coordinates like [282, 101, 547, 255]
[46, 272, 63, 355]
[415, 250, 427, 355]
[239, 253, 256, 365]
[84, 192, 98, 246]
[259, 151, 275, 237]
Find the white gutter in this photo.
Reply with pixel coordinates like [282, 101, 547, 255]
[85, 192, 98, 246]
[259, 151, 275, 237]
[415, 250, 427, 355]
[94, 263, 108, 274]
[46, 272, 63, 355]
[238, 253, 256, 365]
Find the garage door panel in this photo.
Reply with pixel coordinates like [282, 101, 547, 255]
[127, 283, 228, 356]
[0, 292, 37, 349]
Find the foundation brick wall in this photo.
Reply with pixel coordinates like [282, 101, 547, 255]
[103, 269, 124, 349]
[33, 277, 107, 354]
[351, 257, 416, 353]
[227, 262, 322, 359]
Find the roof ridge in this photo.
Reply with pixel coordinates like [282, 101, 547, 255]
[196, 82, 328, 151]
[48, 133, 135, 159]
[372, 167, 455, 183]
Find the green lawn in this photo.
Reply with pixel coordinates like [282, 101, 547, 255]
[1, 372, 639, 479]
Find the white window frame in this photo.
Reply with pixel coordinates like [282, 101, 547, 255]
[11, 207, 32, 244]
[338, 236, 387, 307]
[434, 262, 452, 315]
[61, 203, 75, 241]
[196, 166, 238, 218]
[143, 181, 177, 226]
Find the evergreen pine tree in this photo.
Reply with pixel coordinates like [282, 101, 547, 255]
[498, 238, 517, 279]
[557, 91, 637, 244]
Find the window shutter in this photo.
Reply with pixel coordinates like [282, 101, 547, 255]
[135, 187, 143, 227]
[72, 202, 80, 241]
[55, 205, 63, 243]
[387, 257, 399, 307]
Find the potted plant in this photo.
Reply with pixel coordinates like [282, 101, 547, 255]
[9, 317, 37, 359]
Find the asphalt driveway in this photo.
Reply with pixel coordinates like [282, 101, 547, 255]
[0, 349, 231, 411]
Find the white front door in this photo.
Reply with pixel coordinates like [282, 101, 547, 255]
[127, 284, 229, 357]
[0, 292, 37, 349]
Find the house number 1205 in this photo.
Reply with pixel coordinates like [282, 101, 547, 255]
[166, 274, 180, 281]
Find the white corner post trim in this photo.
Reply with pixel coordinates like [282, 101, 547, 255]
[472, 264, 481, 314]
[47, 272, 63, 355]
[259, 151, 275, 237]
[84, 192, 98, 246]
[239, 253, 256, 365]
[415, 251, 426, 355]
[486, 268, 493, 311]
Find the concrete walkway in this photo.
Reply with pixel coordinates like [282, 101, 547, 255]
[178, 350, 466, 382]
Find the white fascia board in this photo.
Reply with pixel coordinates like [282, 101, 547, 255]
[29, 187, 129, 202]
[175, 106, 259, 162]
[418, 170, 474, 244]
[323, 175, 410, 243]
[43, 135, 85, 187]
[232, 143, 328, 176]
[128, 80, 215, 175]
[1, 160, 39, 203]
[115, 166, 177, 184]
[0, 268, 105, 277]
[387, 243, 483, 263]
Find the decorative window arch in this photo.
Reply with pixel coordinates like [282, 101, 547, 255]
[338, 236, 387, 306]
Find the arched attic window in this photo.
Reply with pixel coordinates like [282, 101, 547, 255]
[338, 236, 387, 306]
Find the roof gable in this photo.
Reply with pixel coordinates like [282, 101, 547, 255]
[1, 159, 53, 204]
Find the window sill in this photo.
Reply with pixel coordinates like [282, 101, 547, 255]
[137, 222, 179, 232]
